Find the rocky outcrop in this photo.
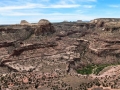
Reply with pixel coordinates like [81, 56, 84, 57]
[20, 20, 30, 25]
[90, 18, 120, 24]
[38, 19, 51, 25]
[90, 18, 120, 31]
[35, 19, 55, 35]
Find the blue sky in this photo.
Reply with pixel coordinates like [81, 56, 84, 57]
[0, 0, 120, 24]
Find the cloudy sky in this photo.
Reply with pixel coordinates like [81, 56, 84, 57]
[0, 0, 120, 24]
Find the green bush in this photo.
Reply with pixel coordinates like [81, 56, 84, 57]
[94, 65, 108, 75]
[76, 65, 96, 75]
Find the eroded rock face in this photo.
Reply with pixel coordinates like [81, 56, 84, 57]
[35, 19, 55, 36]
[91, 18, 120, 30]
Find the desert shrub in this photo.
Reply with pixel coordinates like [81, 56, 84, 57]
[94, 64, 108, 75]
[76, 65, 96, 75]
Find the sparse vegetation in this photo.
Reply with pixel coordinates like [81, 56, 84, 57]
[94, 64, 108, 75]
[76, 65, 95, 75]
[77, 64, 120, 75]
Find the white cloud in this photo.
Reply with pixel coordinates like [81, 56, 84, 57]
[57, 0, 97, 5]
[58, 0, 76, 4]
[0, 3, 95, 12]
[76, 10, 82, 12]
[0, 3, 39, 11]
[1, 12, 41, 16]
[1, 12, 83, 16]
[0, 0, 97, 24]
[68, 0, 76, 3]
[83, 5, 95, 8]
[0, 0, 96, 11]
[40, 0, 50, 2]
[87, 0, 97, 2]
[109, 5, 120, 8]
[48, 4, 80, 8]
[0, 3, 80, 11]
[78, 0, 97, 2]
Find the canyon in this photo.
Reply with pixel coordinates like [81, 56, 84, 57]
[0, 18, 120, 90]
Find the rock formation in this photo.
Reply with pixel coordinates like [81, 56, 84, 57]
[35, 19, 55, 35]
[20, 20, 30, 25]
[0, 18, 120, 90]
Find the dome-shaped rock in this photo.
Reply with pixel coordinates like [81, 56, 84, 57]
[20, 20, 30, 25]
[35, 19, 55, 36]
[38, 19, 51, 26]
